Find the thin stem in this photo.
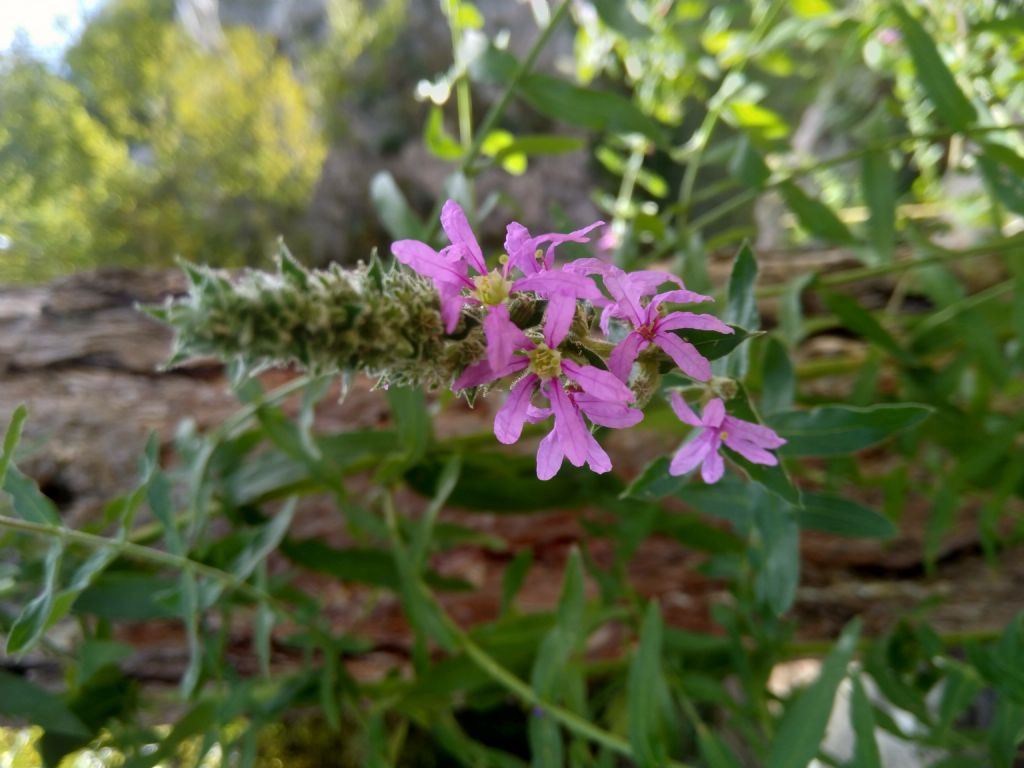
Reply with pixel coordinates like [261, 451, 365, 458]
[0, 513, 276, 611]
[609, 141, 649, 267]
[756, 232, 1024, 298]
[424, 0, 572, 240]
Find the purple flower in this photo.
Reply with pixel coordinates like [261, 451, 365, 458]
[668, 394, 786, 484]
[569, 262, 732, 382]
[453, 323, 640, 480]
[392, 201, 604, 370]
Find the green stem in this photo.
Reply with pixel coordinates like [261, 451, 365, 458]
[609, 142, 649, 267]
[0, 513, 277, 611]
[424, 0, 572, 240]
[756, 232, 1024, 297]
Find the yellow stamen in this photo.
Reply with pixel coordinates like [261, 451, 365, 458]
[527, 343, 562, 380]
[720, 431, 729, 442]
[471, 269, 513, 306]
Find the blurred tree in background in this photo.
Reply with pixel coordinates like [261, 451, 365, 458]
[0, 0, 325, 282]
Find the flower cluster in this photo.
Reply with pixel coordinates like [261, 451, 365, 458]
[393, 201, 786, 482]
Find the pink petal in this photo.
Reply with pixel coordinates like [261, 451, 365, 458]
[668, 430, 713, 476]
[440, 200, 487, 274]
[438, 282, 466, 334]
[651, 289, 714, 308]
[701, 437, 725, 484]
[657, 311, 733, 334]
[584, 432, 612, 474]
[495, 374, 539, 444]
[484, 304, 530, 371]
[392, 240, 472, 286]
[538, 221, 605, 269]
[702, 399, 726, 428]
[721, 416, 786, 449]
[453, 356, 529, 390]
[602, 267, 645, 327]
[563, 257, 615, 276]
[536, 430, 564, 480]
[626, 271, 685, 296]
[599, 304, 617, 336]
[669, 392, 703, 427]
[608, 332, 648, 381]
[546, 380, 589, 467]
[723, 435, 778, 465]
[505, 222, 539, 276]
[653, 330, 712, 381]
[512, 270, 601, 300]
[542, 293, 577, 348]
[526, 404, 553, 423]
[574, 395, 644, 428]
[562, 360, 635, 403]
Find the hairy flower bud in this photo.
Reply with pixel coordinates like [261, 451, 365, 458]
[147, 248, 478, 389]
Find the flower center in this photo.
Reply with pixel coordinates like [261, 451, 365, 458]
[637, 322, 657, 341]
[720, 430, 729, 442]
[472, 269, 513, 306]
[527, 343, 563, 380]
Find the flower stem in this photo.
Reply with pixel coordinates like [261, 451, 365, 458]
[424, 0, 572, 240]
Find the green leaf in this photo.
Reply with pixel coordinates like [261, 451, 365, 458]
[491, 134, 585, 161]
[280, 538, 399, 588]
[370, 171, 425, 240]
[623, 456, 685, 501]
[695, 723, 743, 768]
[7, 540, 63, 654]
[0, 669, 90, 738]
[729, 135, 771, 189]
[555, 549, 585, 641]
[4, 466, 61, 525]
[765, 619, 862, 768]
[668, 324, 756, 368]
[769, 403, 932, 456]
[406, 449, 618, 512]
[798, 493, 897, 539]
[387, 386, 431, 466]
[425, 106, 464, 161]
[892, 4, 977, 131]
[501, 549, 533, 615]
[74, 572, 179, 620]
[849, 675, 883, 768]
[820, 290, 910, 362]
[231, 499, 296, 580]
[626, 602, 667, 767]
[752, 488, 800, 616]
[979, 142, 1024, 215]
[760, 337, 795, 416]
[592, 0, 650, 38]
[862, 149, 896, 261]
[719, 242, 759, 379]
[410, 454, 462, 572]
[728, 386, 802, 506]
[780, 181, 856, 244]
[779, 273, 816, 348]
[518, 74, 667, 146]
[0, 404, 28, 488]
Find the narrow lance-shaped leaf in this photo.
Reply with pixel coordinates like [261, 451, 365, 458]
[862, 148, 896, 262]
[6, 540, 63, 654]
[780, 181, 856, 244]
[627, 601, 667, 767]
[849, 674, 883, 768]
[0, 403, 28, 488]
[769, 403, 932, 456]
[752, 486, 800, 617]
[716, 242, 759, 379]
[765, 618, 862, 768]
[821, 290, 912, 363]
[892, 4, 977, 131]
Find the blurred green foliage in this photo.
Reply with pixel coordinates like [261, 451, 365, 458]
[0, 0, 325, 282]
